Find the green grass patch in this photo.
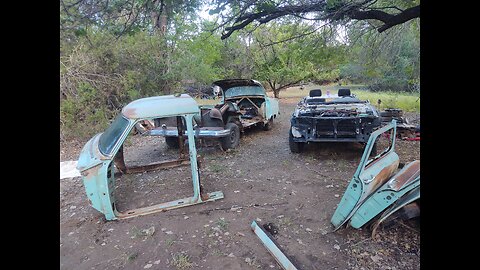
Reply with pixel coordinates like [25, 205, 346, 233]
[172, 253, 192, 269]
[209, 164, 224, 173]
[216, 218, 229, 231]
[165, 238, 175, 247]
[126, 252, 138, 261]
[275, 84, 420, 112]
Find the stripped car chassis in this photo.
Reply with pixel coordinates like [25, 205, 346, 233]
[291, 115, 379, 143]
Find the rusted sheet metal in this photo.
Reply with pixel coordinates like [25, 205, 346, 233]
[331, 120, 421, 232]
[123, 159, 190, 174]
[371, 186, 420, 238]
[388, 160, 420, 191]
[363, 156, 400, 197]
[331, 121, 399, 230]
[340, 161, 420, 230]
[115, 191, 224, 219]
[250, 221, 299, 270]
[349, 173, 419, 229]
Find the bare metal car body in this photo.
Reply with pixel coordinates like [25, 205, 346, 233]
[289, 88, 381, 153]
[76, 94, 224, 221]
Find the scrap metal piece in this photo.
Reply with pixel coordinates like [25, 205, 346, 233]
[371, 186, 420, 238]
[146, 127, 232, 138]
[331, 120, 399, 230]
[250, 221, 299, 270]
[348, 161, 420, 229]
[380, 108, 419, 140]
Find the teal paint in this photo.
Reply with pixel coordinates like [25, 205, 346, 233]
[331, 121, 400, 229]
[371, 185, 420, 234]
[251, 221, 298, 270]
[76, 94, 224, 220]
[349, 173, 420, 228]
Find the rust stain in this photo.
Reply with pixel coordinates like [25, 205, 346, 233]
[390, 160, 420, 190]
[200, 192, 210, 201]
[369, 160, 399, 193]
[122, 107, 137, 118]
[82, 164, 102, 179]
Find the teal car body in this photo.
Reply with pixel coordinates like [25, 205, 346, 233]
[145, 80, 280, 150]
[214, 79, 280, 128]
[76, 94, 224, 220]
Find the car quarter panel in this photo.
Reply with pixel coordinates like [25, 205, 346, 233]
[265, 97, 279, 120]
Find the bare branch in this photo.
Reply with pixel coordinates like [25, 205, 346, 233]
[262, 23, 328, 46]
[220, 1, 420, 39]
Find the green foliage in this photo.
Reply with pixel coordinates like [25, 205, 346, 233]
[341, 19, 420, 93]
[251, 22, 348, 97]
[281, 86, 420, 112]
[60, 0, 419, 141]
[60, 24, 238, 140]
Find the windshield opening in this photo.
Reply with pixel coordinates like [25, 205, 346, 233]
[224, 86, 264, 98]
[99, 114, 131, 156]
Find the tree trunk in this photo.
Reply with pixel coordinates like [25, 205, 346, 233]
[151, 0, 168, 35]
[273, 88, 280, 98]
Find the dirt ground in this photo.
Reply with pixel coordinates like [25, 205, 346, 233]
[60, 97, 420, 270]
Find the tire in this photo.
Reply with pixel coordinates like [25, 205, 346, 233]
[165, 136, 180, 149]
[221, 122, 240, 150]
[263, 117, 273, 131]
[289, 127, 304, 153]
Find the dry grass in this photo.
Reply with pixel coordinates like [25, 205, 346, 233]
[268, 84, 420, 112]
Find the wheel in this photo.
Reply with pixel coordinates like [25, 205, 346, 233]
[263, 117, 274, 131]
[221, 122, 240, 150]
[165, 136, 180, 149]
[289, 127, 304, 153]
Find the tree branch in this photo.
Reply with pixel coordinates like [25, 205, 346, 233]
[378, 5, 420, 32]
[222, 3, 327, 39]
[220, 2, 420, 39]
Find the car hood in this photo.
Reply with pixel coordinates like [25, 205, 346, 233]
[76, 133, 108, 172]
[212, 79, 262, 89]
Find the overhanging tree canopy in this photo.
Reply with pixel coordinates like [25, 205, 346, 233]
[209, 0, 420, 40]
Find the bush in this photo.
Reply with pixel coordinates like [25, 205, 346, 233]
[60, 31, 176, 140]
[60, 28, 234, 141]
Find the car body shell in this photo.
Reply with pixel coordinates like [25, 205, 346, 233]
[76, 94, 224, 220]
[214, 79, 280, 128]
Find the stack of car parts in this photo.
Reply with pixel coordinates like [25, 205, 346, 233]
[331, 120, 420, 235]
[380, 108, 420, 140]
